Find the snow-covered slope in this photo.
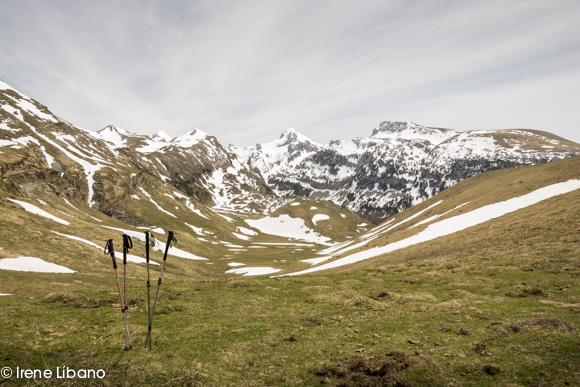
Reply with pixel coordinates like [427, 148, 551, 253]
[234, 121, 580, 223]
[127, 128, 282, 214]
[233, 128, 323, 183]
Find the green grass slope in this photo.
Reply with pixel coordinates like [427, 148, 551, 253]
[298, 155, 580, 275]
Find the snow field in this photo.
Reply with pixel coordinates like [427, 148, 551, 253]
[245, 214, 333, 245]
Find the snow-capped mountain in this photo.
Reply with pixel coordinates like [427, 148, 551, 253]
[2, 77, 579, 225]
[233, 121, 580, 223]
[0, 79, 280, 226]
[126, 127, 281, 213]
[232, 128, 323, 183]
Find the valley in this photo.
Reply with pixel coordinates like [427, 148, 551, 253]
[1, 78, 579, 385]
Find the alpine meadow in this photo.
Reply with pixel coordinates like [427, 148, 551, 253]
[1, 77, 580, 387]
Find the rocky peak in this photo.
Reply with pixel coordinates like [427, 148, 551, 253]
[371, 121, 416, 136]
[371, 121, 456, 145]
[95, 125, 134, 148]
[172, 128, 210, 148]
[276, 128, 322, 157]
[151, 130, 172, 142]
[99, 124, 131, 135]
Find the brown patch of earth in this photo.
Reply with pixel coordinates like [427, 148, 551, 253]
[314, 351, 413, 386]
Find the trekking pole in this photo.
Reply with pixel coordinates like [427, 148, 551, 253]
[144, 230, 177, 351]
[143, 230, 156, 351]
[122, 234, 133, 350]
[104, 239, 131, 350]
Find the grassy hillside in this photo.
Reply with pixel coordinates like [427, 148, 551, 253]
[0, 157, 579, 385]
[301, 155, 580, 275]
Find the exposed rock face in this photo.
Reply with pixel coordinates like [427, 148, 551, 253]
[233, 121, 580, 223]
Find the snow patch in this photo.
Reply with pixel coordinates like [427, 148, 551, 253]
[237, 226, 258, 236]
[0, 257, 75, 273]
[312, 214, 330, 225]
[225, 266, 281, 276]
[186, 223, 208, 236]
[138, 187, 177, 218]
[232, 232, 252, 241]
[7, 198, 70, 225]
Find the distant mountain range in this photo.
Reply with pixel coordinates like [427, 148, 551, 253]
[1, 78, 579, 224]
[233, 121, 580, 222]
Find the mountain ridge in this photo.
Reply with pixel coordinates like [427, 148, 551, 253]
[2, 78, 579, 225]
[233, 120, 580, 223]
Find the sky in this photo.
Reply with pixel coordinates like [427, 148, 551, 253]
[1, 0, 579, 147]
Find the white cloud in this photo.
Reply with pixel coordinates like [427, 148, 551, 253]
[1, 0, 579, 146]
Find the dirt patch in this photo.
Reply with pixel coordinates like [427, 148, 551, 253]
[505, 285, 546, 298]
[483, 364, 501, 375]
[226, 279, 258, 288]
[314, 351, 413, 386]
[509, 318, 575, 332]
[311, 290, 386, 311]
[42, 291, 115, 308]
[42, 291, 87, 304]
[369, 291, 392, 301]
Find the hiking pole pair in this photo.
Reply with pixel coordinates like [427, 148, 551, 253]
[144, 230, 177, 351]
[104, 237, 133, 350]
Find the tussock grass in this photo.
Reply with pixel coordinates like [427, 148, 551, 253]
[2, 251, 579, 385]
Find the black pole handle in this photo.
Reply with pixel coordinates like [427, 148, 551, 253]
[123, 234, 133, 250]
[104, 239, 117, 269]
[145, 231, 156, 263]
[122, 234, 132, 265]
[145, 231, 150, 264]
[163, 231, 177, 262]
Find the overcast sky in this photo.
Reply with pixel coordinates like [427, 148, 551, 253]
[1, 0, 579, 147]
